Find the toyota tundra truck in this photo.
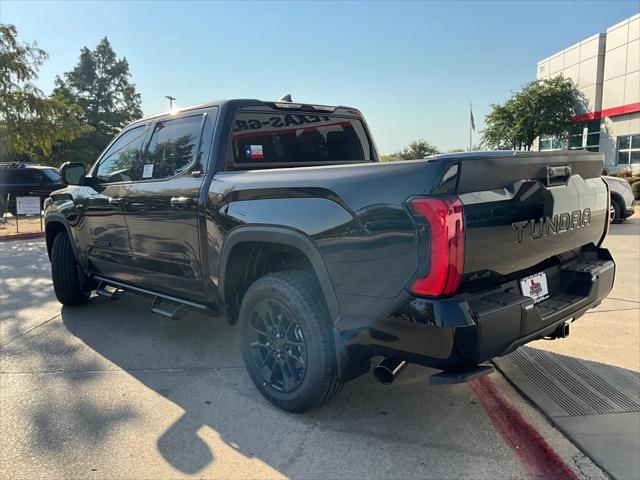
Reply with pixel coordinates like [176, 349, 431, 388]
[44, 98, 615, 412]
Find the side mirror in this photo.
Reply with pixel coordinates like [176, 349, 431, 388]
[60, 162, 86, 186]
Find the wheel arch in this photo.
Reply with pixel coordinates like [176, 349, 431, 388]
[610, 191, 625, 210]
[219, 226, 340, 324]
[45, 214, 77, 260]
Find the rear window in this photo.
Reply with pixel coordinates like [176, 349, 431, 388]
[230, 112, 372, 166]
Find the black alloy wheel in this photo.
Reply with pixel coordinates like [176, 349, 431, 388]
[247, 298, 308, 392]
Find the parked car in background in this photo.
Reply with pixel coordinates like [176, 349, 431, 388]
[0, 163, 63, 215]
[603, 175, 635, 223]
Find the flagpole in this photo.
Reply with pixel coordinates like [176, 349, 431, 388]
[469, 102, 472, 151]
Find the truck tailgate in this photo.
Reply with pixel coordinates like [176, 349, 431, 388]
[457, 151, 608, 279]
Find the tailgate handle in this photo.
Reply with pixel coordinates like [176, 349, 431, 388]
[546, 165, 572, 186]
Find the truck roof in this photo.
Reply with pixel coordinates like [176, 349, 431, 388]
[133, 99, 361, 125]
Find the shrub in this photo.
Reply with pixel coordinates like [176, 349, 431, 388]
[632, 180, 640, 200]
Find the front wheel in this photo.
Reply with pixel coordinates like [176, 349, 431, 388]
[51, 232, 91, 305]
[610, 200, 623, 224]
[239, 271, 343, 412]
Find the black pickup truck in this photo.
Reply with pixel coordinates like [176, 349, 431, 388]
[45, 99, 615, 412]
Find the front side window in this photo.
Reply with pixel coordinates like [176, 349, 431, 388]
[43, 168, 61, 182]
[617, 134, 640, 165]
[138, 115, 202, 181]
[95, 126, 146, 183]
[230, 112, 372, 166]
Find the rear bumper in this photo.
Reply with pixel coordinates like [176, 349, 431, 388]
[340, 246, 615, 371]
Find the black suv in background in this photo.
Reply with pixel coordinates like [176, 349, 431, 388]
[0, 163, 63, 215]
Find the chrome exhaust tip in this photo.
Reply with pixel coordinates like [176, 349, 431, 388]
[373, 358, 408, 385]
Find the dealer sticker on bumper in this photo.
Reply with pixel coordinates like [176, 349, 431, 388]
[520, 272, 549, 303]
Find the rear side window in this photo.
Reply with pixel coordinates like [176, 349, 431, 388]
[230, 112, 371, 166]
[0, 169, 42, 184]
[138, 115, 202, 180]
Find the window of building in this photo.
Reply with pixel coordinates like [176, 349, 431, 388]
[617, 134, 640, 165]
[139, 115, 203, 180]
[539, 135, 565, 151]
[568, 120, 600, 153]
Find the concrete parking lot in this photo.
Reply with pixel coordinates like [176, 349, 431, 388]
[1, 216, 638, 479]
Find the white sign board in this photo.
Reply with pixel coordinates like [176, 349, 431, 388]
[16, 196, 41, 216]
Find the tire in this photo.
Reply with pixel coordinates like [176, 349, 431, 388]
[239, 270, 343, 412]
[51, 232, 90, 305]
[610, 200, 623, 224]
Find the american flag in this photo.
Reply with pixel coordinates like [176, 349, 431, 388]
[470, 108, 476, 131]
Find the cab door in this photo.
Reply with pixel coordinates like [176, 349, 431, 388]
[124, 108, 217, 301]
[83, 124, 148, 283]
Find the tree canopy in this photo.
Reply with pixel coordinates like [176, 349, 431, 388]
[53, 37, 143, 165]
[481, 76, 579, 151]
[395, 139, 439, 160]
[0, 24, 89, 164]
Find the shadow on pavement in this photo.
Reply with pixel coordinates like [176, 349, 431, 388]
[51, 293, 504, 477]
[0, 240, 58, 343]
[607, 216, 640, 237]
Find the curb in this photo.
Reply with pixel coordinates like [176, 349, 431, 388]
[0, 231, 45, 242]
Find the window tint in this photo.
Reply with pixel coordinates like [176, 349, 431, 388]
[43, 168, 60, 182]
[95, 126, 146, 183]
[231, 112, 371, 166]
[0, 168, 43, 183]
[29, 170, 46, 184]
[139, 115, 202, 180]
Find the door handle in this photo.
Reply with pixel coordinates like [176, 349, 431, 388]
[108, 197, 124, 205]
[170, 196, 196, 207]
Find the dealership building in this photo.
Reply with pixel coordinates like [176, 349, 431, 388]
[535, 13, 639, 172]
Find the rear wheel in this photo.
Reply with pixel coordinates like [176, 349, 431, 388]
[51, 232, 91, 305]
[239, 271, 343, 412]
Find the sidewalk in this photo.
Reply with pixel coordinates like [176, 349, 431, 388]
[495, 212, 640, 480]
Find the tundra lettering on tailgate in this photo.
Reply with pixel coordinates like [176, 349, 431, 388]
[512, 208, 592, 244]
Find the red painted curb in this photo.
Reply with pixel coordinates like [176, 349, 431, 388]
[469, 376, 579, 480]
[0, 231, 45, 242]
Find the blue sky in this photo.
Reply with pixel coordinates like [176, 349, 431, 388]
[3, 1, 639, 153]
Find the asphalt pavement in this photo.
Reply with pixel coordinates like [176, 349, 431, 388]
[495, 212, 640, 480]
[2, 221, 634, 478]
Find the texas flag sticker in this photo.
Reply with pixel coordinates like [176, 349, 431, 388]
[245, 144, 264, 160]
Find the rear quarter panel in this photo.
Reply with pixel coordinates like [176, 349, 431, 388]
[207, 160, 453, 298]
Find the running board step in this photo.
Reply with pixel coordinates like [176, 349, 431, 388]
[151, 296, 190, 321]
[429, 364, 495, 385]
[96, 281, 125, 300]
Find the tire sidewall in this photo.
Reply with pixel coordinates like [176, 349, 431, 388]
[611, 201, 621, 223]
[239, 274, 331, 410]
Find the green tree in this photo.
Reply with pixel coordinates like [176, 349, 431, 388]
[53, 37, 142, 165]
[395, 139, 439, 160]
[481, 76, 579, 151]
[0, 24, 88, 164]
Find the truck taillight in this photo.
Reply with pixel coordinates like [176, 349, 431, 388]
[409, 197, 464, 297]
